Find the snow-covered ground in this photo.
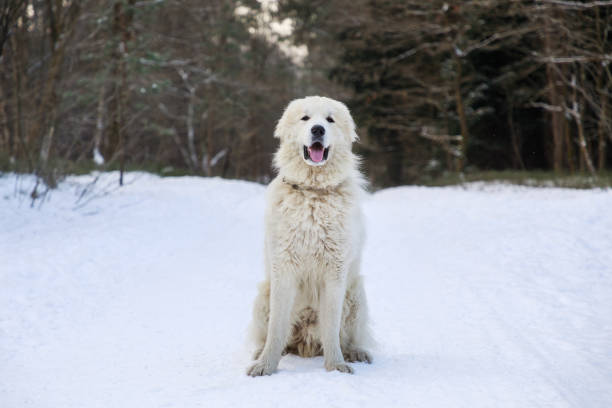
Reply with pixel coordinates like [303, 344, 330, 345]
[1, 172, 611, 408]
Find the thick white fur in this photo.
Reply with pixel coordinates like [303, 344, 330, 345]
[247, 96, 372, 376]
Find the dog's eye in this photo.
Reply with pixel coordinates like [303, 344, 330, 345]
[301, 116, 310, 121]
[326, 116, 334, 123]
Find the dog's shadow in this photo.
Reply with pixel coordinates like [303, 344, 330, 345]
[274, 353, 377, 376]
[276, 351, 488, 380]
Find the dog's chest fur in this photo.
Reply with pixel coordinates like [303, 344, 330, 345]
[272, 183, 354, 276]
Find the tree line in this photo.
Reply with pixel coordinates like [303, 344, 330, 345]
[278, 0, 612, 184]
[0, 0, 611, 189]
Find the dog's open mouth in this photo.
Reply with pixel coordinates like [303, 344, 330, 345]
[303, 142, 329, 164]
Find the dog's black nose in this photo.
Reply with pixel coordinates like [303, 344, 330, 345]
[311, 125, 325, 138]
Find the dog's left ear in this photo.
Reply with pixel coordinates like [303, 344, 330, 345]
[339, 101, 359, 143]
[348, 115, 359, 143]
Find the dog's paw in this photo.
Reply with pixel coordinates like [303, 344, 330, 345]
[343, 348, 372, 364]
[325, 361, 354, 374]
[246, 360, 275, 377]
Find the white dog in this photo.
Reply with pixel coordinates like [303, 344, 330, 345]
[247, 96, 372, 376]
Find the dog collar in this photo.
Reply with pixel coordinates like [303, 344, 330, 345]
[281, 177, 345, 192]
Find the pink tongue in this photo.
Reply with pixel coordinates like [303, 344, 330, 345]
[309, 146, 324, 162]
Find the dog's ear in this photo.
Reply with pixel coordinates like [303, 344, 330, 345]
[274, 100, 298, 140]
[339, 101, 359, 143]
[348, 115, 359, 143]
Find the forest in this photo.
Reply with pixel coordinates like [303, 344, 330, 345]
[0, 0, 611, 188]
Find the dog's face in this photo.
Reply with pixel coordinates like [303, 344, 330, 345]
[275, 96, 358, 167]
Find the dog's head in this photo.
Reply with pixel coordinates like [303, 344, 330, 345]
[274, 96, 358, 168]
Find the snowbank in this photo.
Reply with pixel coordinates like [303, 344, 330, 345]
[1, 173, 611, 407]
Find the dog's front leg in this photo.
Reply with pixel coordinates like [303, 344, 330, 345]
[247, 265, 296, 377]
[320, 266, 352, 374]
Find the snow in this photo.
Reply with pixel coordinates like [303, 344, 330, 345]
[92, 148, 105, 166]
[1, 172, 611, 408]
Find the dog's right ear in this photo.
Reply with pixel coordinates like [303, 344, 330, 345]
[273, 119, 285, 139]
[274, 99, 299, 140]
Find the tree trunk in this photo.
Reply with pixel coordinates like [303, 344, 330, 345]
[10, 32, 31, 170]
[595, 6, 608, 172]
[598, 85, 608, 171]
[93, 84, 106, 165]
[453, 54, 469, 172]
[573, 73, 596, 177]
[565, 120, 575, 173]
[576, 116, 595, 177]
[544, 26, 564, 173]
[39, 120, 56, 176]
[0, 84, 11, 156]
[108, 0, 134, 186]
[186, 85, 198, 170]
[168, 127, 192, 168]
[506, 93, 524, 169]
[204, 103, 213, 176]
[118, 40, 127, 186]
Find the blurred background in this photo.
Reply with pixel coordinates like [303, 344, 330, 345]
[0, 0, 611, 189]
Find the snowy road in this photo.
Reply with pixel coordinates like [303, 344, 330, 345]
[1, 173, 611, 407]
